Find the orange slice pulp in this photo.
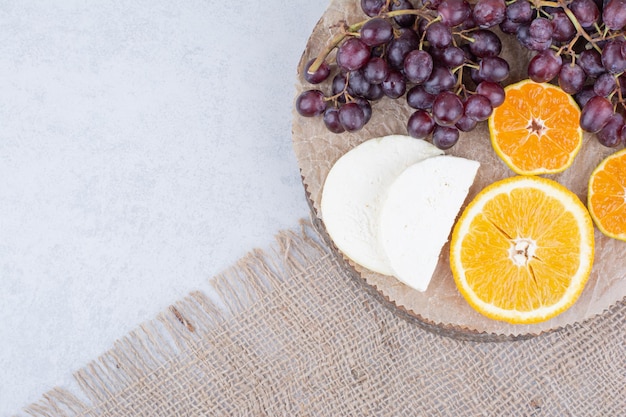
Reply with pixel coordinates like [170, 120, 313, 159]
[588, 148, 626, 241]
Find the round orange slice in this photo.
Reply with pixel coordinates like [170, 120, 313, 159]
[588, 148, 626, 241]
[450, 176, 595, 324]
[488, 80, 582, 175]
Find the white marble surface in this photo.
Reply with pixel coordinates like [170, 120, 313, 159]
[0, 1, 329, 414]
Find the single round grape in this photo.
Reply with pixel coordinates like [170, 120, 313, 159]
[437, 0, 471, 27]
[574, 86, 597, 108]
[500, 18, 521, 34]
[476, 81, 505, 107]
[407, 110, 436, 139]
[346, 70, 371, 98]
[391, 0, 416, 28]
[363, 57, 389, 84]
[597, 113, 625, 147]
[404, 49, 434, 84]
[472, 0, 506, 28]
[426, 21, 453, 49]
[303, 59, 331, 84]
[338, 102, 366, 132]
[336, 38, 371, 71]
[423, 65, 457, 94]
[529, 17, 553, 43]
[603, 0, 626, 30]
[594, 73, 617, 97]
[323, 107, 345, 133]
[550, 10, 577, 43]
[360, 18, 394, 47]
[364, 83, 384, 101]
[361, 0, 385, 16]
[601, 40, 626, 74]
[406, 85, 436, 109]
[456, 114, 478, 131]
[478, 56, 510, 82]
[469, 29, 502, 58]
[578, 49, 606, 78]
[382, 70, 407, 98]
[558, 63, 586, 94]
[580, 95, 614, 133]
[332, 73, 347, 102]
[528, 49, 562, 83]
[506, 0, 533, 23]
[441, 45, 466, 68]
[432, 125, 460, 149]
[569, 0, 600, 28]
[432, 91, 465, 126]
[464, 94, 493, 121]
[296, 90, 327, 117]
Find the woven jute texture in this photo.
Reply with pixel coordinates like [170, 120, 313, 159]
[21, 219, 626, 416]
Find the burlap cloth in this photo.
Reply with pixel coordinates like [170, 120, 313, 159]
[20, 219, 625, 416]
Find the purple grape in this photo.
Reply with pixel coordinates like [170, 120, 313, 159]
[336, 38, 371, 71]
[456, 114, 478, 131]
[499, 18, 522, 34]
[574, 86, 597, 108]
[404, 50, 434, 84]
[432, 125, 460, 149]
[594, 73, 617, 97]
[391, 0, 416, 28]
[296, 90, 327, 117]
[361, 0, 386, 17]
[597, 113, 625, 147]
[426, 21, 453, 48]
[550, 11, 576, 43]
[303, 59, 331, 84]
[469, 29, 502, 58]
[506, 0, 533, 23]
[528, 49, 562, 83]
[338, 102, 366, 132]
[423, 65, 457, 94]
[569, 0, 600, 28]
[473, 0, 506, 28]
[363, 57, 390, 84]
[332, 73, 347, 102]
[353, 97, 373, 124]
[603, 0, 626, 30]
[578, 49, 606, 78]
[516, 23, 551, 51]
[323, 107, 345, 133]
[432, 91, 465, 126]
[364, 83, 384, 101]
[464, 94, 493, 121]
[406, 85, 436, 110]
[529, 17, 553, 43]
[360, 18, 394, 47]
[437, 0, 471, 27]
[386, 29, 420, 70]
[347, 70, 371, 97]
[476, 81, 505, 107]
[407, 110, 436, 139]
[558, 63, 587, 94]
[602, 40, 626, 74]
[478, 56, 510, 82]
[382, 70, 407, 98]
[580, 95, 614, 132]
[441, 46, 466, 68]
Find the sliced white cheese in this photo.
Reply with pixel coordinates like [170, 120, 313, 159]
[321, 135, 444, 276]
[380, 155, 480, 291]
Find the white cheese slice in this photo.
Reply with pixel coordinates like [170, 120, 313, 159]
[380, 155, 480, 291]
[321, 135, 444, 276]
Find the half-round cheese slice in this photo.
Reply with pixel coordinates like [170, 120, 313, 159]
[380, 155, 480, 291]
[321, 135, 444, 276]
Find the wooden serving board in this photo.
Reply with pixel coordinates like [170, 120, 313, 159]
[292, 0, 626, 338]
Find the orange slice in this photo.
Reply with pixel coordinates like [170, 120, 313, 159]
[588, 148, 626, 241]
[450, 176, 595, 324]
[488, 80, 582, 175]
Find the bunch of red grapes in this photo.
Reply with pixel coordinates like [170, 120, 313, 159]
[295, 0, 626, 149]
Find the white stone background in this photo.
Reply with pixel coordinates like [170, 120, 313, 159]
[0, 1, 328, 414]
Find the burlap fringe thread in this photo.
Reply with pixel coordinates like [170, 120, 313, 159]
[20, 220, 327, 417]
